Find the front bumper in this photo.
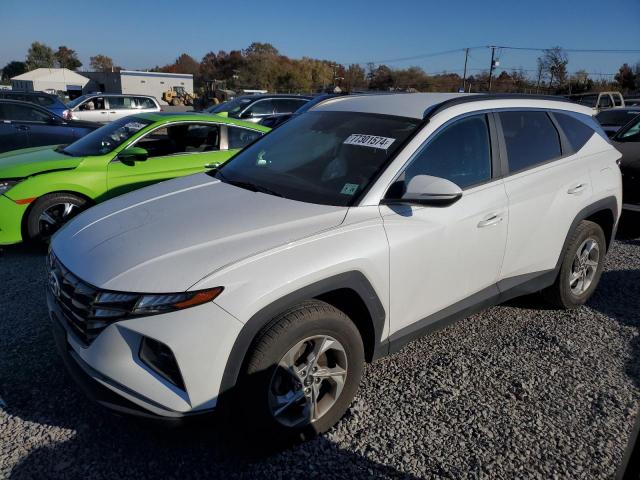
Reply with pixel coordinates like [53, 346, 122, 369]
[0, 194, 27, 245]
[47, 287, 244, 419]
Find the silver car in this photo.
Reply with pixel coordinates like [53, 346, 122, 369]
[65, 94, 160, 123]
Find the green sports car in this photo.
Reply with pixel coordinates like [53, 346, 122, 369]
[0, 112, 270, 245]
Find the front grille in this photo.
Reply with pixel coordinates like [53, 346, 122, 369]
[48, 254, 124, 346]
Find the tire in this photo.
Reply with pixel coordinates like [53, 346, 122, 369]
[25, 193, 88, 244]
[542, 220, 606, 309]
[234, 300, 364, 445]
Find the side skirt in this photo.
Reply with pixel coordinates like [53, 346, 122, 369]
[379, 269, 556, 357]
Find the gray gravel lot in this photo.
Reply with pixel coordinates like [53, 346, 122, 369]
[1, 215, 639, 479]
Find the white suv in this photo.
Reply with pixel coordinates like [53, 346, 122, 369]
[65, 93, 161, 123]
[47, 93, 621, 441]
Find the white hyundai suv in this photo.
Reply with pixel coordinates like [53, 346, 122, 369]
[47, 93, 622, 442]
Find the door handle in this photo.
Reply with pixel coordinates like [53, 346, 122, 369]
[100, 111, 108, 114]
[14, 125, 30, 131]
[204, 162, 221, 169]
[567, 183, 587, 195]
[477, 213, 504, 228]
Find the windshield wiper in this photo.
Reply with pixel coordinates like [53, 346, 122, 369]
[215, 171, 283, 198]
[230, 180, 284, 198]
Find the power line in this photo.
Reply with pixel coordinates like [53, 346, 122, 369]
[358, 46, 485, 65]
[494, 46, 640, 53]
[355, 44, 640, 67]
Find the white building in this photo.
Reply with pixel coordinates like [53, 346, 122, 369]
[83, 70, 194, 105]
[10, 68, 89, 96]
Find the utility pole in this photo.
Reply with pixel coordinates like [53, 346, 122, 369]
[462, 48, 469, 92]
[488, 46, 496, 92]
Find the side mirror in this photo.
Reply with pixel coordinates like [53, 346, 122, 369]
[118, 146, 148, 164]
[240, 111, 254, 119]
[48, 116, 63, 125]
[383, 175, 463, 206]
[216, 111, 229, 118]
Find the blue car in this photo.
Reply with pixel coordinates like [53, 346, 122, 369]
[0, 90, 69, 117]
[0, 99, 99, 153]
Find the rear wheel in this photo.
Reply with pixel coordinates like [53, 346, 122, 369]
[235, 300, 364, 444]
[25, 193, 88, 244]
[543, 220, 606, 309]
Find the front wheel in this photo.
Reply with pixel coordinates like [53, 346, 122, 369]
[543, 220, 606, 309]
[235, 300, 364, 444]
[25, 193, 88, 244]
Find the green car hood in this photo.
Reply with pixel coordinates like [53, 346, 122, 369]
[0, 146, 82, 178]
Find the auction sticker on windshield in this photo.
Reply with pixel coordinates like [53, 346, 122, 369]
[344, 134, 395, 150]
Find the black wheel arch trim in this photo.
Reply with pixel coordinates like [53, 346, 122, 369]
[555, 195, 618, 262]
[217, 271, 386, 401]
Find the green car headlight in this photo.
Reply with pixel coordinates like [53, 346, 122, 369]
[0, 179, 21, 195]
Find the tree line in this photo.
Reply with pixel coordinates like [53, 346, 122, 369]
[2, 41, 639, 95]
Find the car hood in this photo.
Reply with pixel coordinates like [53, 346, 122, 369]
[0, 146, 81, 178]
[52, 173, 348, 293]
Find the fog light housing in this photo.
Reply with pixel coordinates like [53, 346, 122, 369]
[139, 337, 185, 390]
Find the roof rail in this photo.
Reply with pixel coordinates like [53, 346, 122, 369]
[424, 93, 574, 119]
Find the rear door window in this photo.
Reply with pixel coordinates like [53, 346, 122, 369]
[499, 111, 562, 172]
[107, 97, 134, 110]
[5, 104, 50, 122]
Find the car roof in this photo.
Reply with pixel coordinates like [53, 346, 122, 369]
[0, 90, 55, 97]
[312, 92, 593, 119]
[0, 98, 46, 108]
[133, 111, 271, 131]
[82, 93, 156, 98]
[236, 94, 313, 100]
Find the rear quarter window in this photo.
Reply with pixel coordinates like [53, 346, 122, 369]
[499, 111, 562, 173]
[553, 112, 596, 152]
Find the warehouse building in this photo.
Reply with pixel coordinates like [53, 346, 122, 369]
[10, 68, 89, 97]
[83, 70, 194, 105]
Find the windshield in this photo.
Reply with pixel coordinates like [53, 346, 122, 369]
[213, 111, 421, 206]
[207, 97, 254, 115]
[571, 95, 598, 108]
[63, 117, 153, 157]
[596, 110, 640, 126]
[66, 94, 93, 109]
[616, 115, 640, 141]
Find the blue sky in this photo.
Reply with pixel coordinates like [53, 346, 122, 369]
[1, 0, 639, 80]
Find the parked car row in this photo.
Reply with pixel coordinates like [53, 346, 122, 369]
[0, 89, 635, 446]
[25, 93, 624, 445]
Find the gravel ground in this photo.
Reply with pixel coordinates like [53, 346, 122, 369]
[1, 215, 639, 479]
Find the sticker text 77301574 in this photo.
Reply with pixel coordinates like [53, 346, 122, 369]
[343, 134, 396, 150]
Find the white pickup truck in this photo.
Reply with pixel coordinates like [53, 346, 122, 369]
[567, 91, 625, 112]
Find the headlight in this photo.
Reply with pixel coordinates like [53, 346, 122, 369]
[0, 179, 21, 195]
[92, 287, 224, 318]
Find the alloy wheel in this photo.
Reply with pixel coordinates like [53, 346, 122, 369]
[268, 335, 348, 427]
[38, 202, 79, 239]
[569, 238, 600, 295]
